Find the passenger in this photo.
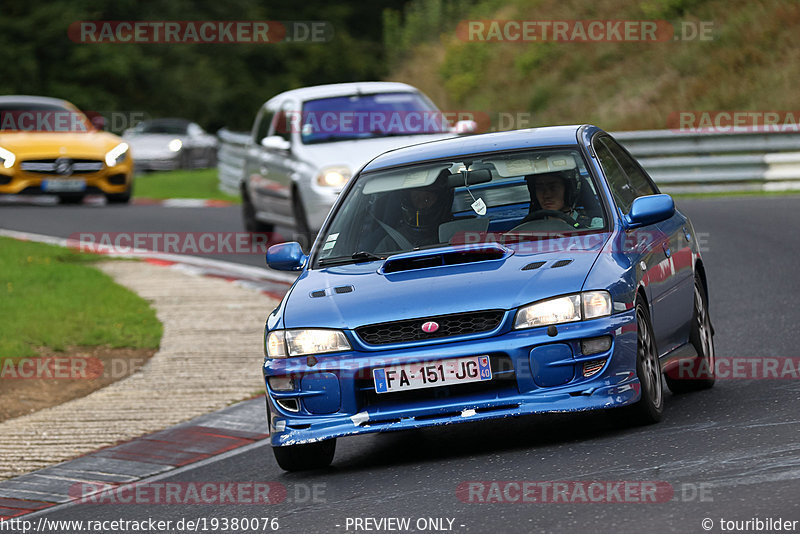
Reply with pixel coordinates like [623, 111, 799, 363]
[374, 173, 453, 252]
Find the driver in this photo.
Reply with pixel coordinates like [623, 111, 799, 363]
[525, 171, 590, 228]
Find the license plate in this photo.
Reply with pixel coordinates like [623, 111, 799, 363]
[373, 355, 492, 394]
[42, 179, 86, 192]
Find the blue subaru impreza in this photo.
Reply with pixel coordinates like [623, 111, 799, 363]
[263, 125, 715, 471]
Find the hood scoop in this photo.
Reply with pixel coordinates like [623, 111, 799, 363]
[380, 243, 512, 275]
[309, 285, 355, 298]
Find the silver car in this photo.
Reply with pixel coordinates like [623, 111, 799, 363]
[240, 82, 475, 248]
[124, 118, 218, 172]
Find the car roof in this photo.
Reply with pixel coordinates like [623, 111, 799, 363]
[362, 125, 589, 172]
[266, 82, 420, 104]
[0, 95, 72, 107]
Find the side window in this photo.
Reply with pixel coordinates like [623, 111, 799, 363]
[253, 108, 274, 144]
[272, 101, 296, 144]
[594, 138, 635, 213]
[602, 137, 658, 199]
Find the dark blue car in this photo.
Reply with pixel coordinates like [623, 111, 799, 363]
[263, 125, 715, 471]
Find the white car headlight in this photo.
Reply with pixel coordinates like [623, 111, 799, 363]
[168, 138, 183, 152]
[316, 166, 351, 187]
[514, 291, 612, 329]
[0, 146, 16, 169]
[105, 142, 129, 167]
[266, 329, 351, 358]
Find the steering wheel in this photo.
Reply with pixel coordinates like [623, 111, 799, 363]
[521, 209, 581, 228]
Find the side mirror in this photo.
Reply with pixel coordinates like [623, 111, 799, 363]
[451, 119, 478, 135]
[261, 136, 291, 151]
[266, 242, 307, 271]
[624, 194, 675, 228]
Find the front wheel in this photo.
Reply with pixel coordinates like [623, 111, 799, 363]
[106, 184, 132, 204]
[665, 275, 715, 393]
[292, 192, 313, 253]
[242, 187, 274, 233]
[273, 439, 336, 472]
[625, 299, 664, 425]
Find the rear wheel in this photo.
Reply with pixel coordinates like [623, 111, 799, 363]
[665, 276, 716, 393]
[625, 299, 664, 425]
[272, 439, 336, 472]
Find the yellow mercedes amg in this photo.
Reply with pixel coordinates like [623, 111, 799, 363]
[0, 95, 133, 204]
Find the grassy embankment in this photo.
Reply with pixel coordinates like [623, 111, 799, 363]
[0, 237, 162, 360]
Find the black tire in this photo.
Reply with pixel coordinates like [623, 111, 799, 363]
[58, 194, 85, 205]
[272, 439, 336, 472]
[292, 191, 313, 253]
[625, 299, 664, 425]
[242, 187, 274, 233]
[665, 275, 716, 393]
[106, 184, 132, 204]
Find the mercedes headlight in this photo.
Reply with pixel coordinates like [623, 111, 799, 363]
[514, 291, 612, 329]
[266, 329, 351, 358]
[0, 146, 16, 169]
[315, 166, 351, 187]
[105, 142, 129, 166]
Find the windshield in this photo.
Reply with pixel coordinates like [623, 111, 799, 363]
[0, 103, 92, 132]
[300, 92, 448, 145]
[314, 148, 608, 267]
[133, 120, 189, 135]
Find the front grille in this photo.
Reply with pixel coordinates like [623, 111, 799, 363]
[20, 158, 104, 175]
[356, 354, 517, 409]
[356, 310, 505, 345]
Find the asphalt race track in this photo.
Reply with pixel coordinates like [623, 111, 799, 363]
[2, 195, 799, 533]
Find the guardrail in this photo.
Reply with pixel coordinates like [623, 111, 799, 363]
[216, 128, 251, 196]
[614, 126, 800, 193]
[216, 126, 800, 196]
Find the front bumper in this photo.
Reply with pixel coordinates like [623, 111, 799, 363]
[0, 161, 133, 196]
[263, 309, 639, 447]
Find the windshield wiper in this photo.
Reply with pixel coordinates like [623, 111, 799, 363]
[318, 251, 385, 267]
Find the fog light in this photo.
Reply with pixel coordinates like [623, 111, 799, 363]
[583, 359, 606, 377]
[581, 335, 612, 355]
[268, 376, 295, 391]
[276, 398, 299, 412]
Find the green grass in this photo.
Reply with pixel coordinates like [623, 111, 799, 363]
[133, 168, 240, 202]
[0, 237, 163, 359]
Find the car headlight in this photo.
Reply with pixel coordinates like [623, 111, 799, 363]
[105, 142, 129, 166]
[514, 290, 612, 329]
[316, 165, 351, 187]
[168, 139, 182, 152]
[0, 146, 16, 169]
[266, 329, 351, 358]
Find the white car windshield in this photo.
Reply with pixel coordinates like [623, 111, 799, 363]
[300, 92, 449, 144]
[315, 149, 608, 267]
